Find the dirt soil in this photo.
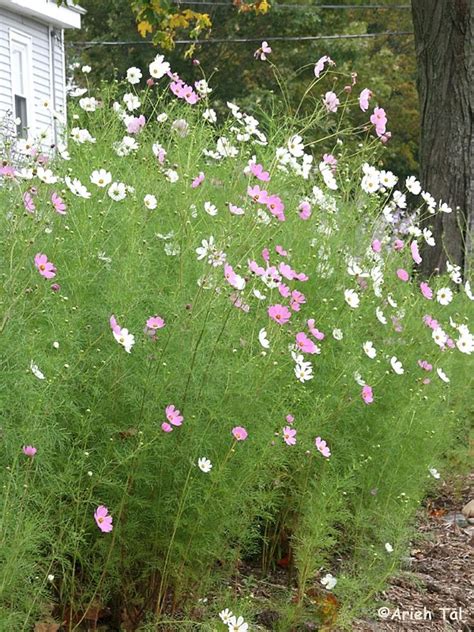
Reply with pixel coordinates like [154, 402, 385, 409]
[353, 473, 473, 632]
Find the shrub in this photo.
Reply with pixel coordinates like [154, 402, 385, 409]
[0, 52, 472, 630]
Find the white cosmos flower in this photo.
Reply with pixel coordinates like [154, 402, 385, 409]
[126, 66, 142, 84]
[436, 287, 453, 306]
[108, 182, 127, 201]
[258, 328, 270, 349]
[320, 573, 337, 590]
[227, 615, 248, 632]
[123, 92, 141, 111]
[37, 167, 58, 184]
[204, 201, 218, 216]
[405, 175, 421, 195]
[385, 542, 394, 553]
[361, 173, 379, 194]
[387, 294, 398, 308]
[465, 281, 474, 300]
[379, 170, 398, 188]
[203, 108, 217, 123]
[432, 327, 448, 347]
[287, 134, 304, 157]
[79, 96, 98, 112]
[354, 371, 366, 386]
[376, 306, 387, 325]
[149, 54, 170, 79]
[113, 328, 135, 353]
[456, 333, 473, 354]
[156, 112, 168, 123]
[439, 201, 452, 214]
[65, 176, 91, 199]
[294, 363, 313, 383]
[197, 457, 212, 473]
[436, 367, 450, 383]
[164, 169, 179, 183]
[253, 289, 266, 300]
[390, 356, 404, 375]
[344, 288, 360, 308]
[171, 118, 189, 137]
[363, 341, 377, 359]
[332, 328, 343, 340]
[144, 194, 157, 210]
[219, 609, 233, 624]
[429, 467, 441, 479]
[30, 361, 45, 380]
[90, 169, 112, 188]
[392, 190, 407, 209]
[423, 228, 435, 246]
[196, 236, 215, 261]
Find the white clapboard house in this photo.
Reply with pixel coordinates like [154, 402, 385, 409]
[0, 0, 84, 145]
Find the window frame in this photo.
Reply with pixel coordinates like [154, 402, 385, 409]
[9, 28, 35, 137]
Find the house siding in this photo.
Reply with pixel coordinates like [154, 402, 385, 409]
[0, 7, 66, 145]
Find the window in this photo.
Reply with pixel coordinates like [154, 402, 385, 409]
[10, 32, 33, 138]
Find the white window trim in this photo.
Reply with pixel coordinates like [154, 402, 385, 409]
[9, 28, 35, 134]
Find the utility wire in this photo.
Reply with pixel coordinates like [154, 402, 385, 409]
[170, 1, 411, 8]
[67, 31, 413, 47]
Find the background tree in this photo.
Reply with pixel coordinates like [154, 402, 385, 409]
[411, 0, 472, 276]
[66, 0, 419, 180]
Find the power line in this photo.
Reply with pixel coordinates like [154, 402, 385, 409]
[68, 31, 413, 47]
[170, 1, 411, 8]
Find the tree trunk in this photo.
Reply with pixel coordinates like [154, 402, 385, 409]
[411, 0, 473, 277]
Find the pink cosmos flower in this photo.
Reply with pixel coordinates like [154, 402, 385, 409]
[420, 282, 433, 300]
[314, 55, 334, 78]
[34, 253, 56, 279]
[275, 245, 287, 257]
[418, 359, 433, 371]
[266, 195, 285, 221]
[397, 268, 409, 282]
[298, 201, 312, 220]
[127, 114, 146, 134]
[446, 338, 455, 349]
[262, 248, 270, 262]
[371, 239, 382, 253]
[283, 426, 297, 446]
[423, 314, 440, 330]
[22, 445, 37, 457]
[307, 319, 325, 340]
[250, 163, 270, 182]
[229, 203, 244, 215]
[249, 260, 265, 276]
[51, 283, 61, 292]
[323, 153, 337, 172]
[268, 304, 291, 325]
[410, 241, 422, 264]
[370, 107, 387, 136]
[23, 191, 36, 213]
[315, 436, 331, 458]
[359, 88, 372, 112]
[166, 404, 183, 426]
[191, 172, 205, 188]
[230, 293, 250, 312]
[286, 414, 294, 424]
[295, 271, 309, 282]
[296, 332, 319, 354]
[94, 505, 113, 533]
[362, 384, 374, 404]
[278, 262, 295, 281]
[290, 290, 306, 312]
[109, 315, 121, 334]
[51, 192, 67, 215]
[0, 164, 16, 178]
[254, 40, 271, 61]
[232, 426, 248, 441]
[161, 422, 173, 433]
[323, 91, 340, 113]
[247, 184, 268, 204]
[146, 315, 165, 330]
[393, 239, 404, 251]
[278, 283, 291, 298]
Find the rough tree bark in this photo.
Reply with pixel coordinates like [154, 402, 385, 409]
[411, 0, 473, 277]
